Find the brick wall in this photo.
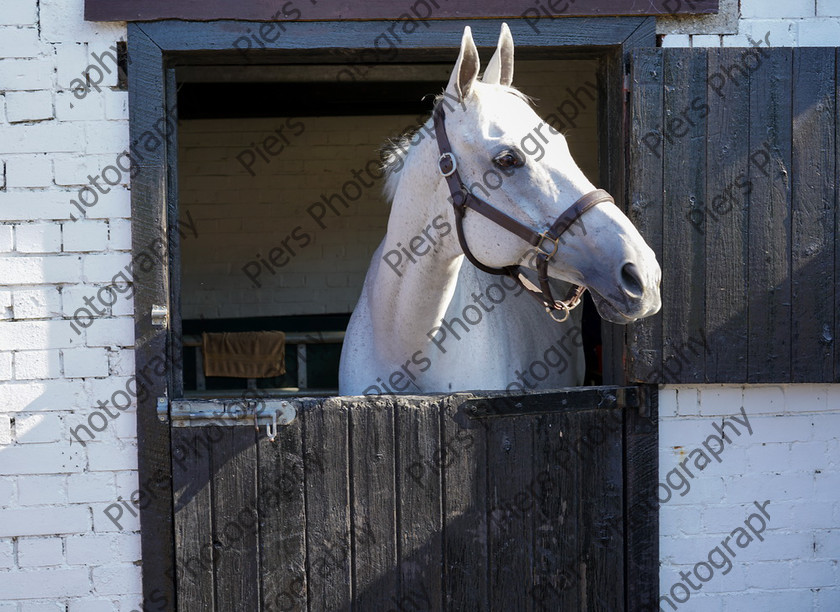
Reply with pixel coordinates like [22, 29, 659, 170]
[0, 0, 141, 609]
[659, 385, 840, 610]
[660, 0, 840, 46]
[178, 60, 599, 320]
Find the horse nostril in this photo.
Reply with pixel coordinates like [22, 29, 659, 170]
[621, 262, 644, 298]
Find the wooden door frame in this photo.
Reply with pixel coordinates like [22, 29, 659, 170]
[128, 17, 656, 608]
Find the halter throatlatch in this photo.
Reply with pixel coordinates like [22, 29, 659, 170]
[433, 104, 615, 322]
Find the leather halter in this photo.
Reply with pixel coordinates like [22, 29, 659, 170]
[433, 104, 615, 322]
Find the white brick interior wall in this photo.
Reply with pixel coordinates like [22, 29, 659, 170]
[659, 385, 840, 610]
[179, 60, 600, 320]
[0, 0, 838, 609]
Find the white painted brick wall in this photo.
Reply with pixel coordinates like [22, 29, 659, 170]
[0, 1, 141, 610]
[0, 0, 837, 609]
[659, 1, 840, 46]
[659, 385, 840, 610]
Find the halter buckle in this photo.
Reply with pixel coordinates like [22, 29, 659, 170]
[438, 152, 458, 177]
[535, 232, 560, 260]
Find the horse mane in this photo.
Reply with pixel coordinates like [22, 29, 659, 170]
[380, 86, 532, 204]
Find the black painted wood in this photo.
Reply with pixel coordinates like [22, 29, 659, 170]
[662, 48, 706, 384]
[257, 414, 307, 611]
[791, 48, 836, 383]
[136, 18, 652, 58]
[127, 23, 176, 610]
[395, 398, 444, 610]
[599, 18, 657, 386]
[486, 414, 534, 611]
[172, 428, 215, 611]
[350, 397, 399, 609]
[166, 67, 185, 400]
[303, 399, 352, 609]
[836, 49, 840, 385]
[442, 396, 490, 609]
[627, 47, 837, 384]
[705, 48, 750, 382]
[532, 409, 580, 610]
[626, 48, 664, 382]
[748, 48, 792, 383]
[87, 0, 718, 21]
[210, 427, 260, 610]
[579, 404, 625, 609]
[624, 386, 659, 611]
[170, 391, 657, 610]
[598, 45, 629, 387]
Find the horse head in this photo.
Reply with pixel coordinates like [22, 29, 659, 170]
[437, 24, 661, 324]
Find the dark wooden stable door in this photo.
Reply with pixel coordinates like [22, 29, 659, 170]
[627, 47, 839, 384]
[171, 388, 657, 611]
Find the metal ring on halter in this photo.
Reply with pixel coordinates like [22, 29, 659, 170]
[438, 152, 458, 177]
[547, 306, 571, 323]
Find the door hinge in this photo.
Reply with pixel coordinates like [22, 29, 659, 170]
[623, 72, 632, 95]
[150, 304, 168, 328]
[157, 396, 169, 422]
[117, 41, 129, 90]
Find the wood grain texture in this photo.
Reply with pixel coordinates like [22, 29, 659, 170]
[257, 413, 307, 611]
[442, 396, 490, 610]
[166, 67, 185, 399]
[303, 398, 352, 609]
[598, 46, 629, 387]
[127, 23, 176, 609]
[87, 0, 718, 21]
[171, 390, 658, 610]
[575, 405, 625, 610]
[350, 397, 399, 609]
[626, 48, 664, 381]
[662, 48, 707, 384]
[627, 47, 837, 385]
[136, 18, 652, 56]
[791, 48, 836, 383]
[704, 48, 749, 382]
[210, 426, 261, 610]
[748, 48, 792, 382]
[532, 409, 582, 611]
[836, 48, 840, 384]
[396, 398, 444, 611]
[623, 386, 658, 611]
[172, 428, 214, 612]
[486, 414, 534, 611]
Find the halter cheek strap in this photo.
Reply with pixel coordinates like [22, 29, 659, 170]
[432, 104, 615, 322]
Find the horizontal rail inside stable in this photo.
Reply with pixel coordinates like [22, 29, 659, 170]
[181, 331, 345, 394]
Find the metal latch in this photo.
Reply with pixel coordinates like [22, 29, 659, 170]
[266, 401, 296, 442]
[150, 305, 168, 328]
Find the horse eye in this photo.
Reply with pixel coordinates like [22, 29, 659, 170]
[493, 150, 523, 169]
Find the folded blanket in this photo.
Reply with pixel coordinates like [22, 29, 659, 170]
[202, 331, 286, 378]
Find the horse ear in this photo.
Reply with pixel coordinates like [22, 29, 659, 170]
[483, 23, 514, 86]
[446, 26, 480, 102]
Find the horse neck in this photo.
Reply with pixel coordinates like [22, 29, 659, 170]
[369, 125, 466, 358]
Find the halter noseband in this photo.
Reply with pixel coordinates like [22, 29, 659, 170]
[433, 104, 615, 322]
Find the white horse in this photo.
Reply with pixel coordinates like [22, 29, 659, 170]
[339, 24, 661, 396]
